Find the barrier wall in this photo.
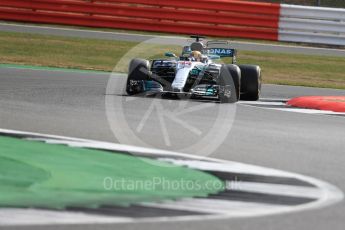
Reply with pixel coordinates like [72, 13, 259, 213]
[279, 4, 345, 46]
[0, 0, 280, 40]
[0, 0, 344, 46]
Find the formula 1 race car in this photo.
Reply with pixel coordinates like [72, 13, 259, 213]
[126, 36, 261, 103]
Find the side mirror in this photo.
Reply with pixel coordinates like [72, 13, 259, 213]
[165, 52, 177, 58]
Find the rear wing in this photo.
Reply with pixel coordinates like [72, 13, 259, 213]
[206, 40, 237, 63]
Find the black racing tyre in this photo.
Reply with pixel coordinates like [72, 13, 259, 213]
[218, 64, 241, 103]
[126, 58, 150, 95]
[239, 65, 261, 101]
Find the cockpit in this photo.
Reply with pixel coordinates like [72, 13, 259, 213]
[181, 42, 209, 63]
[165, 36, 236, 64]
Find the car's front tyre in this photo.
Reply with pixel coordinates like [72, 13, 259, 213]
[126, 58, 150, 95]
[218, 65, 241, 103]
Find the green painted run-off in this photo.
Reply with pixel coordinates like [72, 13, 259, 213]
[0, 136, 224, 209]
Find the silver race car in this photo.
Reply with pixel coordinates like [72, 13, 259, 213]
[126, 36, 261, 103]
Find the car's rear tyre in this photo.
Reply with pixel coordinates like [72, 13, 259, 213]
[218, 65, 241, 103]
[126, 58, 150, 95]
[239, 65, 261, 101]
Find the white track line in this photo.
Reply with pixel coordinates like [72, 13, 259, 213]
[0, 208, 132, 226]
[142, 199, 292, 217]
[158, 158, 297, 177]
[238, 100, 345, 116]
[228, 182, 322, 199]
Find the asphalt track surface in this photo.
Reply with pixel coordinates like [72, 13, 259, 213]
[1, 22, 345, 57]
[0, 66, 345, 230]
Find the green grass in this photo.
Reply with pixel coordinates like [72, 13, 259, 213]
[0, 136, 224, 209]
[0, 31, 139, 71]
[1, 31, 345, 89]
[237, 51, 345, 89]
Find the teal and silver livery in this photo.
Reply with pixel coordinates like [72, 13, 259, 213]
[126, 36, 261, 103]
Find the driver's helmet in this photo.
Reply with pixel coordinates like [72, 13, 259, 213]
[190, 51, 202, 62]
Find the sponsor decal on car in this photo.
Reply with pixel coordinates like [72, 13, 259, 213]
[177, 61, 192, 69]
[208, 48, 234, 57]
